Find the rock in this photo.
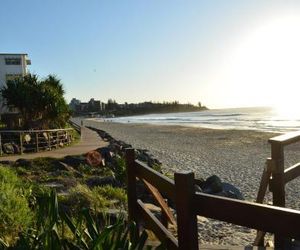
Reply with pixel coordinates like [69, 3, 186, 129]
[86, 150, 102, 167]
[202, 175, 223, 194]
[16, 158, 32, 168]
[197, 216, 209, 224]
[97, 147, 112, 163]
[218, 183, 244, 200]
[199, 175, 244, 200]
[62, 155, 86, 167]
[3, 143, 15, 154]
[12, 143, 20, 154]
[86, 176, 121, 188]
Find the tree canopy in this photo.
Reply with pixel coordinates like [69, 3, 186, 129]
[1, 74, 70, 129]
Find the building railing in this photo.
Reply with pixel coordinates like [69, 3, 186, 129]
[125, 147, 300, 249]
[0, 128, 75, 155]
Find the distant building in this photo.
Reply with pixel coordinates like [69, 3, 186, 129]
[0, 53, 31, 113]
[69, 98, 81, 111]
[88, 98, 101, 112]
[69, 98, 105, 115]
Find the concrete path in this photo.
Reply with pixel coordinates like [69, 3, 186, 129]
[0, 126, 107, 161]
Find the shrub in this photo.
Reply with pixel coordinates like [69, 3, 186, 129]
[93, 185, 127, 208]
[3, 191, 155, 250]
[0, 166, 33, 244]
[60, 184, 109, 214]
[113, 156, 127, 184]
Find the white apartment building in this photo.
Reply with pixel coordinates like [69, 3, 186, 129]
[0, 53, 31, 113]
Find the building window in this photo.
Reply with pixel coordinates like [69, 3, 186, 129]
[6, 74, 22, 82]
[5, 58, 21, 65]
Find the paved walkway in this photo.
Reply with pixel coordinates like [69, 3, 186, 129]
[0, 126, 107, 161]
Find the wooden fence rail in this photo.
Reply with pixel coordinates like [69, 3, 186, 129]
[125, 146, 300, 249]
[0, 128, 75, 156]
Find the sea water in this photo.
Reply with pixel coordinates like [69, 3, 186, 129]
[96, 107, 300, 133]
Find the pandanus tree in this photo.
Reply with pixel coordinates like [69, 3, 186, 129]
[1, 74, 70, 129]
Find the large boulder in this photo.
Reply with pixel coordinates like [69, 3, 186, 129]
[201, 175, 223, 194]
[198, 175, 244, 200]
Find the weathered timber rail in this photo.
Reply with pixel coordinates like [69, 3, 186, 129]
[125, 146, 300, 250]
[255, 131, 300, 247]
[0, 128, 76, 155]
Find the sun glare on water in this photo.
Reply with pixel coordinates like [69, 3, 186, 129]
[224, 14, 300, 118]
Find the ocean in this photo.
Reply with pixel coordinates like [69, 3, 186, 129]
[94, 107, 300, 133]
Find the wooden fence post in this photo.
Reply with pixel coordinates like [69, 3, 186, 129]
[19, 132, 23, 154]
[125, 148, 138, 223]
[35, 132, 39, 152]
[175, 171, 199, 250]
[56, 131, 59, 148]
[270, 142, 287, 249]
[48, 132, 51, 150]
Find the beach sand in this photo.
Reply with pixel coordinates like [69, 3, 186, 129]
[84, 119, 300, 246]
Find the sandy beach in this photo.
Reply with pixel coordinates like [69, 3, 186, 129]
[84, 119, 300, 246]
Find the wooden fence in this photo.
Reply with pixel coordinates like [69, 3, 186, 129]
[125, 147, 300, 249]
[255, 131, 300, 247]
[0, 128, 75, 155]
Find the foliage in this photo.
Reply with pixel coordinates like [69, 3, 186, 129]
[93, 185, 127, 207]
[61, 184, 127, 214]
[1, 74, 70, 129]
[106, 100, 208, 117]
[0, 166, 33, 244]
[0, 190, 159, 250]
[61, 184, 110, 215]
[112, 156, 127, 184]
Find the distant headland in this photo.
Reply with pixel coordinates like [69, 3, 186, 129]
[69, 98, 208, 117]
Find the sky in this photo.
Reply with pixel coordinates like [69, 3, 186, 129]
[1, 0, 300, 109]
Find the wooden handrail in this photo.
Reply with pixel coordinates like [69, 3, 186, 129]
[125, 147, 300, 250]
[193, 192, 300, 239]
[269, 130, 300, 146]
[284, 163, 300, 184]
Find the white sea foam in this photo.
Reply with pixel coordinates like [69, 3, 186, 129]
[96, 107, 300, 133]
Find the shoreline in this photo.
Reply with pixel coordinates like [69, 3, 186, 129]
[83, 119, 300, 246]
[83, 119, 280, 199]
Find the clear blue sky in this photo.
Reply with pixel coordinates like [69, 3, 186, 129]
[1, 1, 300, 109]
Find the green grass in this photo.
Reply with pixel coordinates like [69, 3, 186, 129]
[93, 185, 127, 207]
[0, 166, 33, 244]
[60, 184, 109, 214]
